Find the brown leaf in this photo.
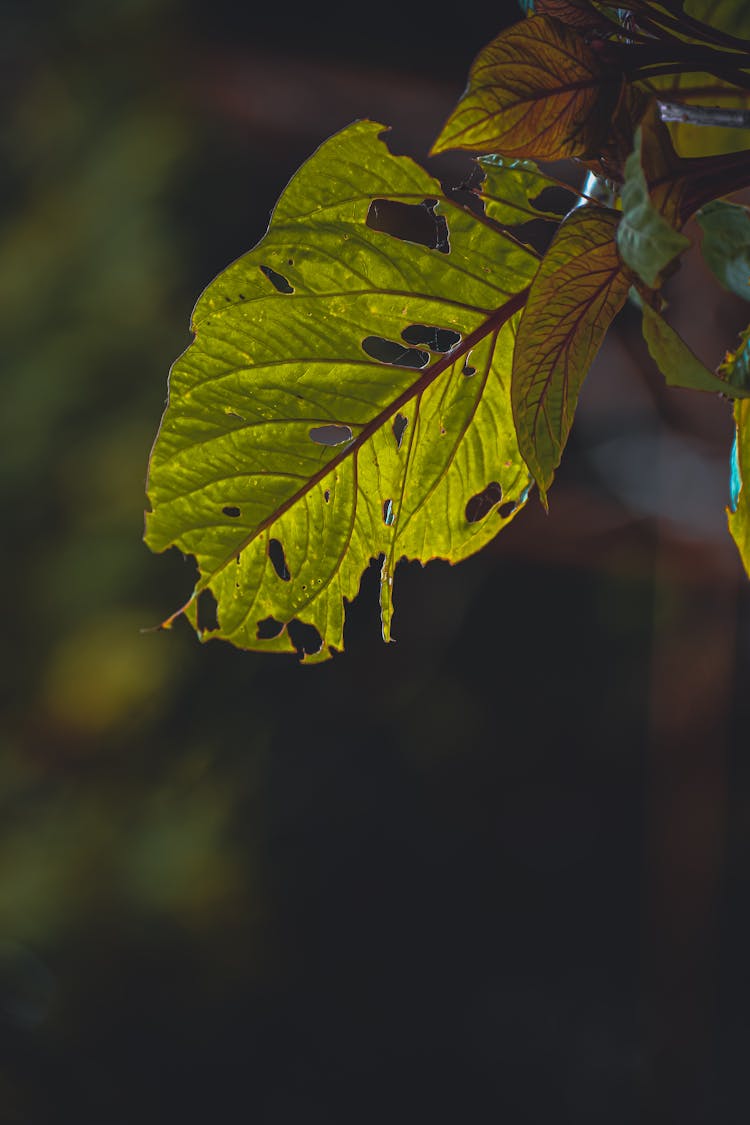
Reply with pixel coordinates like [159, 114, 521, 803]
[512, 207, 630, 503]
[534, 0, 605, 31]
[431, 15, 625, 161]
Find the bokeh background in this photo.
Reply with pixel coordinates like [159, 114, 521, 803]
[3, 1, 750, 1121]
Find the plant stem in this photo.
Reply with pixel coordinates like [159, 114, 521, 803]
[659, 101, 750, 129]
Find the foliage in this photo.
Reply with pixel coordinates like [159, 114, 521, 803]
[146, 0, 750, 659]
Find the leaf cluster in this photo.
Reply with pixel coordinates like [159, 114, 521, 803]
[146, 0, 750, 659]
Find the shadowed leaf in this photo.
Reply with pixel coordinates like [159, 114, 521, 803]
[512, 207, 629, 503]
[697, 200, 750, 300]
[641, 303, 750, 396]
[719, 322, 750, 392]
[533, 0, 605, 29]
[145, 122, 538, 660]
[617, 124, 690, 288]
[649, 0, 750, 157]
[431, 15, 624, 161]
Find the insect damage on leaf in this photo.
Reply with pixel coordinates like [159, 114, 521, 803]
[145, 121, 537, 660]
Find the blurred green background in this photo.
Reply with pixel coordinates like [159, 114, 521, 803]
[3, 1, 750, 1121]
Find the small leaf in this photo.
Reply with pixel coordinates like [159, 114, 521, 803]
[431, 15, 624, 161]
[479, 156, 575, 226]
[512, 206, 630, 503]
[697, 200, 750, 301]
[641, 303, 750, 396]
[718, 323, 750, 392]
[617, 125, 690, 288]
[145, 122, 539, 658]
[729, 399, 750, 575]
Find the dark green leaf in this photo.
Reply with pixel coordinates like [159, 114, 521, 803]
[718, 322, 750, 391]
[641, 302, 750, 395]
[145, 122, 539, 659]
[697, 200, 750, 300]
[617, 125, 690, 288]
[512, 207, 630, 504]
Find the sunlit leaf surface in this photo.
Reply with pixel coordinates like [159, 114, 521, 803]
[511, 207, 629, 503]
[431, 15, 623, 161]
[479, 156, 575, 226]
[145, 122, 539, 659]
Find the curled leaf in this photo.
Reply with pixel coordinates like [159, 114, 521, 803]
[145, 122, 538, 659]
[431, 15, 624, 161]
[512, 206, 630, 504]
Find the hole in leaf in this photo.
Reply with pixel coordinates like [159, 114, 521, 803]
[288, 619, 324, 658]
[362, 336, 429, 369]
[225, 408, 245, 421]
[309, 424, 353, 446]
[324, 489, 331, 503]
[257, 616, 285, 640]
[268, 538, 291, 581]
[383, 499, 394, 526]
[465, 482, 503, 524]
[393, 413, 408, 449]
[222, 505, 241, 518]
[530, 185, 575, 216]
[196, 589, 219, 632]
[260, 264, 294, 294]
[401, 324, 461, 353]
[498, 501, 515, 519]
[366, 198, 450, 253]
[462, 359, 476, 377]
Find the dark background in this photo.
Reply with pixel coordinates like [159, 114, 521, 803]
[2, 1, 750, 1121]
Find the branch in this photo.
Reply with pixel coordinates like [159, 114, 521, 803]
[659, 100, 750, 129]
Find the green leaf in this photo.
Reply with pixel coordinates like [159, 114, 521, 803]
[641, 302, 750, 395]
[718, 322, 750, 391]
[512, 206, 630, 503]
[145, 121, 539, 660]
[431, 15, 624, 161]
[729, 398, 750, 574]
[617, 125, 691, 288]
[478, 155, 575, 226]
[697, 200, 750, 300]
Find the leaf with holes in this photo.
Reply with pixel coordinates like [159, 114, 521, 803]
[697, 200, 750, 301]
[145, 121, 539, 660]
[512, 206, 630, 505]
[478, 156, 576, 227]
[431, 15, 624, 161]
